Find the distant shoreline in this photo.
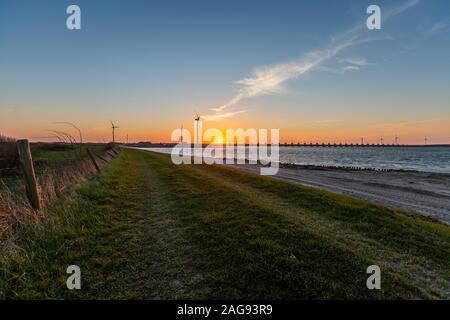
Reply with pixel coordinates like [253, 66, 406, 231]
[131, 146, 450, 174]
[126, 142, 450, 148]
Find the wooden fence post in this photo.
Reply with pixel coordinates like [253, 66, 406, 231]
[16, 139, 41, 209]
[106, 150, 116, 158]
[96, 154, 110, 164]
[86, 148, 101, 173]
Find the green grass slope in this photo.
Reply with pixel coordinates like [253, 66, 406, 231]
[1, 149, 449, 299]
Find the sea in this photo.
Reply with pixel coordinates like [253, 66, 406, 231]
[138, 146, 450, 173]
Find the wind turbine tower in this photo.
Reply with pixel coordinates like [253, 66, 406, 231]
[195, 111, 201, 145]
[111, 121, 119, 144]
[180, 124, 183, 143]
[395, 134, 399, 145]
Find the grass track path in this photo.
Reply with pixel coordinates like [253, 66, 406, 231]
[1, 149, 449, 299]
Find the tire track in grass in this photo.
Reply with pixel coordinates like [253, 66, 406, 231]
[184, 163, 450, 298]
[137, 151, 209, 299]
[82, 150, 209, 299]
[139, 151, 423, 299]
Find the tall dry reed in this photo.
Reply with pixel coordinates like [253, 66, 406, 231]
[0, 134, 18, 169]
[0, 149, 118, 247]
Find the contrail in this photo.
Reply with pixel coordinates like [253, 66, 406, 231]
[205, 0, 420, 121]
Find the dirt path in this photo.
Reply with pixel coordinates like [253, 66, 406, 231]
[230, 165, 450, 224]
[91, 150, 206, 299]
[138, 154, 207, 299]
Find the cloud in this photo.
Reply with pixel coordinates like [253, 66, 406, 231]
[422, 20, 449, 35]
[342, 65, 360, 71]
[340, 57, 370, 67]
[207, 39, 358, 117]
[319, 57, 370, 74]
[204, 0, 420, 121]
[369, 117, 450, 129]
[383, 0, 420, 20]
[202, 109, 248, 122]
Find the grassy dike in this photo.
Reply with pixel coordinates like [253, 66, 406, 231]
[1, 148, 449, 299]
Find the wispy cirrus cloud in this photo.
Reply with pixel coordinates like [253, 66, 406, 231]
[202, 109, 248, 121]
[342, 65, 361, 71]
[422, 20, 449, 35]
[204, 0, 420, 121]
[318, 57, 371, 74]
[340, 57, 370, 67]
[209, 38, 357, 114]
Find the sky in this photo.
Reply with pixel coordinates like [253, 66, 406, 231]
[0, 0, 449, 144]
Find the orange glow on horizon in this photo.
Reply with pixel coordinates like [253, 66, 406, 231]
[1, 117, 450, 145]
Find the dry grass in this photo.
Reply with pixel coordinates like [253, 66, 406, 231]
[0, 181, 41, 246]
[0, 148, 119, 248]
[0, 134, 18, 169]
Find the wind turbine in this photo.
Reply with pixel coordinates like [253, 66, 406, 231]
[111, 121, 119, 144]
[380, 137, 384, 145]
[180, 124, 183, 143]
[424, 137, 428, 145]
[395, 134, 399, 145]
[194, 111, 201, 145]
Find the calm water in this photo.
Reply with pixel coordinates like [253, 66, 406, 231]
[139, 146, 450, 173]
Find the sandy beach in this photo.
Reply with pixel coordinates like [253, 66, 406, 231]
[232, 164, 450, 224]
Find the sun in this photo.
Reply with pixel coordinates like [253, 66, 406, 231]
[216, 136, 224, 144]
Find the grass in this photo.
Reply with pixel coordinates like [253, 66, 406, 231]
[0, 134, 17, 169]
[1, 148, 449, 299]
[31, 143, 107, 169]
[0, 142, 116, 244]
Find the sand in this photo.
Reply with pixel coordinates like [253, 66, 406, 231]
[231, 164, 450, 224]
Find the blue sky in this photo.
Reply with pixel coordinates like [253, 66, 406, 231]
[0, 0, 449, 143]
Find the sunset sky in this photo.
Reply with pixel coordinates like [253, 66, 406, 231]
[1, 0, 449, 144]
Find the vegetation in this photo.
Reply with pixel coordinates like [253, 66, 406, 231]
[0, 142, 116, 244]
[31, 143, 106, 169]
[0, 134, 17, 169]
[1, 149, 449, 299]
